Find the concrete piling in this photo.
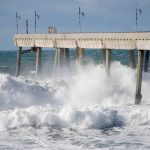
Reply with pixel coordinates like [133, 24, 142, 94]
[102, 49, 106, 65]
[35, 47, 42, 79]
[76, 47, 84, 65]
[105, 49, 111, 76]
[144, 51, 149, 72]
[16, 47, 22, 77]
[135, 50, 144, 104]
[54, 48, 70, 75]
[129, 50, 135, 69]
[65, 48, 70, 67]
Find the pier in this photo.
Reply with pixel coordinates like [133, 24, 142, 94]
[14, 32, 150, 104]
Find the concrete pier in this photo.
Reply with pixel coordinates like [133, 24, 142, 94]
[14, 32, 150, 104]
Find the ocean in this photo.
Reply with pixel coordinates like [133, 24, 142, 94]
[0, 49, 150, 150]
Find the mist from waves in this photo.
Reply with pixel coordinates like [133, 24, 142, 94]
[0, 61, 150, 133]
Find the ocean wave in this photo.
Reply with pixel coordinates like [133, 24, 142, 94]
[0, 105, 124, 131]
[0, 104, 150, 131]
[0, 74, 65, 109]
[0, 62, 150, 131]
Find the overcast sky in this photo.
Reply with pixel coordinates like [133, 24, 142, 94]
[0, 0, 150, 50]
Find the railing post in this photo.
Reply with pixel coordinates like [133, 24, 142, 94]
[129, 50, 135, 69]
[105, 49, 111, 76]
[135, 50, 144, 104]
[35, 47, 42, 79]
[16, 47, 22, 77]
[144, 50, 149, 72]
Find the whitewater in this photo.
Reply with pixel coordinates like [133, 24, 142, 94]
[0, 50, 150, 149]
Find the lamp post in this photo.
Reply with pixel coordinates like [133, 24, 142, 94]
[35, 10, 39, 33]
[16, 12, 20, 34]
[78, 7, 85, 32]
[26, 19, 28, 34]
[136, 2, 142, 31]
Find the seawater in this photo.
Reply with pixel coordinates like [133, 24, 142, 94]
[0, 49, 150, 150]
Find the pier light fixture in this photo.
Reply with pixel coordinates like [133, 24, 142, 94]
[35, 10, 40, 33]
[16, 12, 21, 34]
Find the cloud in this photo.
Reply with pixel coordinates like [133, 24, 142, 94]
[0, 0, 150, 49]
[78, 0, 99, 6]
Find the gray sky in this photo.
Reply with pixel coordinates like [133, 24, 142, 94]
[0, 0, 150, 50]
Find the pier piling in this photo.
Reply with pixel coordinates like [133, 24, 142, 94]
[54, 48, 60, 75]
[105, 49, 111, 76]
[60, 48, 65, 65]
[144, 51, 149, 72]
[135, 50, 144, 104]
[76, 47, 84, 65]
[129, 50, 135, 69]
[16, 47, 22, 77]
[102, 49, 106, 65]
[65, 48, 70, 67]
[54, 48, 70, 75]
[35, 47, 42, 79]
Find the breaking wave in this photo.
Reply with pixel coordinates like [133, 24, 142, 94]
[0, 62, 150, 131]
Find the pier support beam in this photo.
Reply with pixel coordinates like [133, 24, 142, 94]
[16, 47, 22, 77]
[65, 48, 70, 67]
[129, 50, 135, 69]
[144, 50, 149, 72]
[135, 50, 144, 104]
[54, 48, 70, 75]
[102, 49, 106, 65]
[54, 48, 60, 75]
[60, 48, 70, 71]
[76, 47, 84, 65]
[35, 47, 42, 79]
[105, 49, 111, 76]
[60, 48, 66, 65]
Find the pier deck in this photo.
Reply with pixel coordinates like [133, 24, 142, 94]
[14, 32, 150, 50]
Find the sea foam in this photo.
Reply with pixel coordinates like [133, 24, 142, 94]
[0, 62, 150, 131]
